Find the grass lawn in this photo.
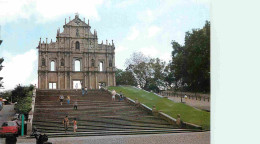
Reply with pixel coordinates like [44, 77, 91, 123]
[108, 86, 210, 130]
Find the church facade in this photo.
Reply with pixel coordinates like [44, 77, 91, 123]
[37, 14, 116, 90]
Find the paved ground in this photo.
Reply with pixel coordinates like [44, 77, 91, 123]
[167, 96, 210, 111]
[16, 132, 210, 144]
[0, 104, 15, 126]
[0, 104, 16, 143]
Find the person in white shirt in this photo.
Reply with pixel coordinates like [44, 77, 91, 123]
[111, 90, 116, 101]
[85, 87, 88, 95]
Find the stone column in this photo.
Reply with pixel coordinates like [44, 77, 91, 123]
[70, 74, 72, 89]
[84, 74, 87, 88]
[113, 73, 116, 86]
[96, 74, 98, 89]
[107, 72, 109, 86]
[65, 74, 67, 89]
[58, 73, 60, 89]
[45, 73, 48, 89]
[38, 74, 40, 89]
[88, 72, 91, 89]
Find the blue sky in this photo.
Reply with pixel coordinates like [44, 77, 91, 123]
[0, 0, 210, 90]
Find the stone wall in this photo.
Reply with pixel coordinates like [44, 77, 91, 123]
[37, 14, 116, 90]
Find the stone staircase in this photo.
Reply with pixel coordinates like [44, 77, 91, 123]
[33, 90, 199, 137]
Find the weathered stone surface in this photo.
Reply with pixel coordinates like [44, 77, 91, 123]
[37, 14, 116, 90]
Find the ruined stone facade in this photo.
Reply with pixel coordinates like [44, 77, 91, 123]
[37, 14, 116, 90]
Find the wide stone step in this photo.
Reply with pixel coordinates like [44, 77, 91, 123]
[33, 115, 170, 126]
[33, 118, 174, 129]
[36, 129, 196, 138]
[35, 102, 126, 107]
[33, 123, 176, 132]
[33, 126, 190, 134]
[33, 90, 195, 137]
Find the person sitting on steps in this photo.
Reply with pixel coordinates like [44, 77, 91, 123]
[119, 91, 124, 101]
[67, 96, 70, 104]
[59, 94, 64, 105]
[74, 100, 78, 110]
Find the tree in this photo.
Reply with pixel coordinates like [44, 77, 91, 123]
[0, 58, 4, 88]
[171, 21, 210, 92]
[125, 52, 167, 92]
[125, 52, 152, 89]
[115, 68, 137, 86]
[12, 85, 34, 115]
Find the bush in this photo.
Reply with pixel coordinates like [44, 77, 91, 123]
[14, 96, 32, 114]
[12, 85, 34, 115]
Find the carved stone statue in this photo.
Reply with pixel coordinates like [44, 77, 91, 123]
[76, 28, 79, 37]
[61, 59, 65, 66]
[42, 58, 45, 66]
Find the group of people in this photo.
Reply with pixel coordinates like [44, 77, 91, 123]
[63, 116, 77, 133]
[59, 95, 78, 110]
[58, 88, 125, 134]
[81, 87, 88, 96]
[111, 90, 124, 101]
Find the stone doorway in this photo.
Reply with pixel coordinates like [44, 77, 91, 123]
[49, 83, 57, 89]
[73, 80, 82, 90]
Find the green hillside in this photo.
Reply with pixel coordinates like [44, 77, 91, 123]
[108, 86, 210, 130]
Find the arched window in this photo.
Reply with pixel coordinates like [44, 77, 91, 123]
[75, 60, 80, 71]
[109, 60, 112, 67]
[61, 58, 65, 66]
[91, 59, 95, 67]
[42, 58, 45, 66]
[50, 61, 55, 71]
[75, 41, 80, 49]
[99, 61, 103, 71]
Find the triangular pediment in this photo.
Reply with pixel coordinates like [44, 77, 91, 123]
[66, 15, 89, 27]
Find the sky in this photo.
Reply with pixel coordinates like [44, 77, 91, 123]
[0, 0, 210, 90]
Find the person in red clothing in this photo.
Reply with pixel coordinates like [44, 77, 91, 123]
[72, 118, 77, 133]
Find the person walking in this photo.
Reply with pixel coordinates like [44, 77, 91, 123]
[59, 94, 64, 105]
[63, 116, 69, 133]
[81, 87, 85, 96]
[85, 87, 88, 95]
[72, 118, 77, 133]
[67, 96, 70, 104]
[111, 90, 116, 101]
[73, 100, 78, 110]
[119, 91, 123, 101]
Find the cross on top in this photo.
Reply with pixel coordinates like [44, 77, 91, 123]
[75, 12, 79, 17]
[75, 12, 80, 25]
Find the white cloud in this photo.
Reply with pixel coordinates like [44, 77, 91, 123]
[116, 0, 138, 8]
[115, 45, 128, 53]
[138, 9, 155, 23]
[148, 26, 161, 38]
[140, 46, 158, 57]
[191, 0, 210, 6]
[0, 0, 104, 24]
[127, 27, 139, 40]
[0, 49, 37, 90]
[159, 52, 172, 63]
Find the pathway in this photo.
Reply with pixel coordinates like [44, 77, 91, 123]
[167, 96, 210, 111]
[0, 104, 16, 143]
[0, 104, 15, 125]
[17, 132, 210, 144]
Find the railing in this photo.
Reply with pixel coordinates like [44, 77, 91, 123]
[160, 91, 210, 102]
[27, 88, 37, 135]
